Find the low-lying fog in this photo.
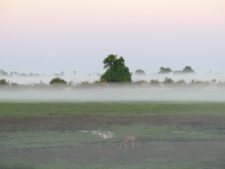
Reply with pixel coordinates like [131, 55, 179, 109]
[1, 73, 225, 85]
[1, 73, 225, 102]
[1, 87, 225, 102]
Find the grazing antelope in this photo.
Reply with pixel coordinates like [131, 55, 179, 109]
[120, 134, 141, 149]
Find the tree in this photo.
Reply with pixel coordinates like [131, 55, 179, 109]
[50, 78, 67, 85]
[103, 54, 117, 69]
[183, 66, 194, 73]
[101, 54, 132, 82]
[159, 67, 172, 74]
[135, 69, 146, 75]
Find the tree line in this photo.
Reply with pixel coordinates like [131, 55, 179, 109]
[100, 54, 195, 83]
[0, 54, 195, 79]
[0, 54, 213, 86]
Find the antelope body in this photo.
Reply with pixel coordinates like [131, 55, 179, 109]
[120, 134, 141, 149]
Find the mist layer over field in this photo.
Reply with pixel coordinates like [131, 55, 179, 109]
[1, 73, 225, 85]
[1, 87, 225, 102]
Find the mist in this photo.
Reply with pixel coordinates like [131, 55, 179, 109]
[1, 73, 225, 85]
[0, 87, 225, 102]
[1, 73, 225, 102]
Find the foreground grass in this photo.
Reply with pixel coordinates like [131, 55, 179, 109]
[0, 161, 223, 169]
[1, 125, 224, 149]
[1, 102, 225, 169]
[0, 102, 225, 117]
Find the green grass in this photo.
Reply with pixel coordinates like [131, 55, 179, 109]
[0, 131, 103, 149]
[112, 125, 225, 140]
[0, 161, 220, 169]
[1, 102, 225, 169]
[1, 125, 224, 150]
[1, 102, 225, 117]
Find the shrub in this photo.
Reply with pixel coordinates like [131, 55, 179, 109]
[163, 78, 174, 86]
[176, 80, 187, 86]
[150, 80, 161, 86]
[183, 66, 194, 73]
[0, 79, 8, 86]
[159, 67, 172, 74]
[49, 78, 67, 85]
[135, 69, 146, 75]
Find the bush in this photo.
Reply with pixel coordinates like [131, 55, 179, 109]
[163, 78, 174, 86]
[78, 81, 93, 88]
[135, 69, 146, 75]
[176, 80, 187, 86]
[159, 67, 172, 74]
[133, 80, 149, 86]
[183, 66, 194, 73]
[0, 79, 8, 86]
[150, 80, 161, 86]
[189, 80, 210, 87]
[49, 78, 67, 85]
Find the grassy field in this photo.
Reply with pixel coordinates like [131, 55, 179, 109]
[0, 102, 225, 169]
[1, 102, 225, 117]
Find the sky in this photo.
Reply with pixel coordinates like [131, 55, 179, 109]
[0, 0, 225, 74]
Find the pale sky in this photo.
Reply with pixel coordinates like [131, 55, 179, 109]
[1, 0, 225, 74]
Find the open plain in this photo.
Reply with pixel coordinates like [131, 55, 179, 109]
[0, 102, 225, 169]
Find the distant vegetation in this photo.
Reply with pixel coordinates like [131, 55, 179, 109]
[159, 67, 173, 74]
[183, 66, 194, 73]
[150, 80, 161, 86]
[49, 78, 67, 85]
[174, 66, 195, 74]
[0, 55, 223, 88]
[163, 78, 174, 86]
[135, 69, 146, 75]
[0, 77, 224, 89]
[0, 79, 8, 86]
[159, 66, 194, 74]
[0, 77, 220, 88]
[101, 54, 132, 82]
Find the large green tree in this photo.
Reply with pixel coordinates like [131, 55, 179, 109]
[101, 54, 132, 82]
